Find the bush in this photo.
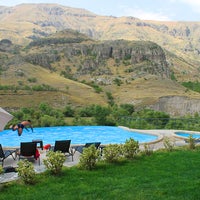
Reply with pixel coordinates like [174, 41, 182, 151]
[123, 138, 139, 159]
[78, 145, 100, 170]
[0, 166, 3, 174]
[187, 135, 196, 150]
[103, 144, 122, 163]
[143, 143, 153, 156]
[17, 159, 36, 184]
[43, 151, 66, 175]
[163, 137, 174, 151]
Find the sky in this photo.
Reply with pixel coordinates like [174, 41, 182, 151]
[0, 0, 199, 21]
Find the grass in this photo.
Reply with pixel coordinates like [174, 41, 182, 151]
[1, 148, 200, 200]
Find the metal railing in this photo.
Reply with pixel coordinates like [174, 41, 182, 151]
[117, 117, 200, 131]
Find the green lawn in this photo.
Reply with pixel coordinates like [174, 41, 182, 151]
[1, 149, 200, 200]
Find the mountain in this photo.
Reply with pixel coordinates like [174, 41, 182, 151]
[1, 4, 200, 116]
[0, 4, 200, 61]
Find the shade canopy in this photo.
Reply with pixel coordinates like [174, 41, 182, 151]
[0, 107, 13, 131]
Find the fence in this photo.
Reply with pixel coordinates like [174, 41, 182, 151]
[118, 117, 200, 131]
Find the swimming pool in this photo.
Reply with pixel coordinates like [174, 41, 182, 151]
[0, 126, 158, 147]
[175, 131, 200, 139]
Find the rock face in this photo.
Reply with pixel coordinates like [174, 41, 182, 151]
[23, 39, 170, 79]
[150, 96, 200, 116]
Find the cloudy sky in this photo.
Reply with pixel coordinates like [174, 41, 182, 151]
[0, 0, 199, 21]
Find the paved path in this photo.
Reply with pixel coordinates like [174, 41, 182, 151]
[0, 149, 81, 183]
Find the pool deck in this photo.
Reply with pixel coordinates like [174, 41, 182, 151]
[0, 129, 191, 184]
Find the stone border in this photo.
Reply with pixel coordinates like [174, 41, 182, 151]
[119, 126, 164, 145]
[172, 130, 200, 140]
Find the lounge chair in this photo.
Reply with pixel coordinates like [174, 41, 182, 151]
[18, 142, 40, 165]
[184, 138, 200, 143]
[75, 142, 101, 154]
[52, 140, 74, 161]
[0, 144, 16, 166]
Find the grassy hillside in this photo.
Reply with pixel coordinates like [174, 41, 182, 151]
[1, 4, 200, 112]
[1, 34, 200, 111]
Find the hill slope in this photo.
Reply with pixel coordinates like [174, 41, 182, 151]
[1, 30, 200, 116]
[0, 4, 199, 63]
[1, 4, 200, 116]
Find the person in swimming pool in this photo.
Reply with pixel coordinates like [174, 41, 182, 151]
[10, 120, 33, 136]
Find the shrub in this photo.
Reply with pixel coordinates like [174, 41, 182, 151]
[123, 138, 139, 159]
[187, 135, 196, 150]
[103, 144, 122, 163]
[43, 151, 66, 175]
[163, 137, 174, 151]
[17, 159, 36, 184]
[78, 145, 100, 170]
[0, 165, 3, 174]
[143, 143, 153, 156]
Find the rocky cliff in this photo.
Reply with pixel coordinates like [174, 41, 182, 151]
[150, 96, 200, 116]
[23, 39, 170, 81]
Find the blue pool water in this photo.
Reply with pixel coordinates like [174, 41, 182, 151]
[0, 126, 158, 147]
[175, 132, 200, 139]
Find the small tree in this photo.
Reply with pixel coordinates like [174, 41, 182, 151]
[78, 145, 100, 170]
[163, 137, 174, 151]
[43, 151, 66, 175]
[103, 144, 122, 163]
[0, 165, 3, 174]
[17, 159, 36, 185]
[143, 143, 153, 156]
[123, 138, 139, 159]
[187, 135, 196, 150]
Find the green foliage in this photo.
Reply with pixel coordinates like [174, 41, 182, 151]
[17, 159, 36, 184]
[124, 67, 134, 73]
[3, 150, 200, 199]
[124, 54, 131, 60]
[77, 105, 96, 117]
[87, 82, 103, 93]
[165, 119, 185, 129]
[103, 144, 122, 163]
[8, 102, 66, 128]
[123, 138, 139, 159]
[93, 105, 111, 125]
[106, 91, 115, 106]
[170, 71, 177, 81]
[118, 109, 171, 129]
[6, 101, 200, 130]
[120, 103, 134, 115]
[0, 165, 3, 174]
[78, 145, 100, 170]
[43, 151, 66, 175]
[0, 84, 56, 91]
[31, 84, 57, 91]
[143, 143, 153, 156]
[139, 109, 170, 128]
[187, 135, 196, 150]
[60, 70, 73, 79]
[63, 105, 75, 117]
[111, 105, 131, 120]
[113, 78, 123, 86]
[182, 81, 200, 93]
[27, 77, 37, 83]
[0, 85, 19, 91]
[28, 37, 86, 47]
[72, 115, 93, 125]
[163, 137, 174, 151]
[40, 115, 57, 127]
